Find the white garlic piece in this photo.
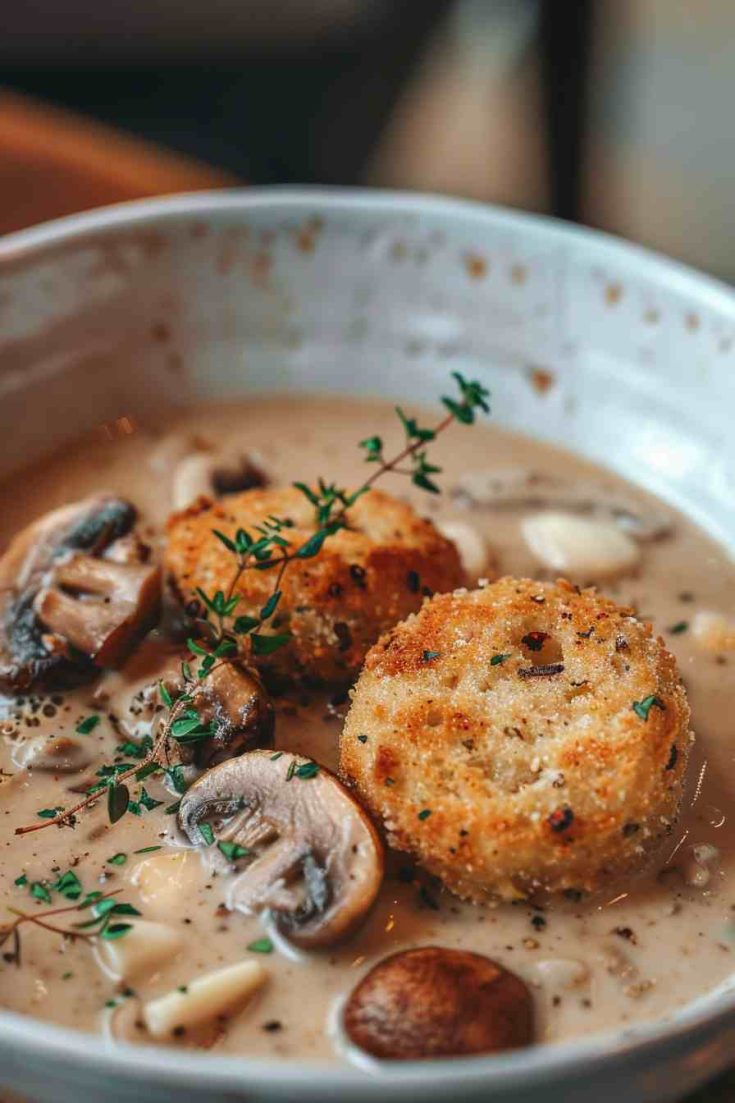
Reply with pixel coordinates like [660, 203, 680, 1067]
[142, 960, 267, 1039]
[171, 453, 217, 511]
[522, 511, 639, 578]
[691, 610, 735, 653]
[130, 850, 203, 919]
[534, 958, 589, 990]
[437, 519, 492, 582]
[96, 920, 183, 982]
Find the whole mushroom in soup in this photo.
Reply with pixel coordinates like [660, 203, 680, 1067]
[178, 750, 383, 948]
[0, 496, 160, 690]
[343, 947, 533, 1060]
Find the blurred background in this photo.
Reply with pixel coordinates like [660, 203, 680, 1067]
[1, 0, 733, 279]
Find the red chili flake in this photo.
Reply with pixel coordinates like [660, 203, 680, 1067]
[548, 806, 574, 833]
[665, 744, 678, 771]
[518, 663, 565, 678]
[522, 631, 549, 652]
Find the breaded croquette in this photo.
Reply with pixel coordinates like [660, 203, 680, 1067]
[165, 487, 465, 684]
[340, 577, 691, 902]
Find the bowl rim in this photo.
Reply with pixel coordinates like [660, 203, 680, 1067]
[1, 186, 734, 1095]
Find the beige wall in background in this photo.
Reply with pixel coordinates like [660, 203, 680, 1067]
[583, 0, 734, 281]
[366, 0, 549, 213]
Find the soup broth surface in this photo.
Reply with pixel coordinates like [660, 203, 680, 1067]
[0, 395, 733, 1061]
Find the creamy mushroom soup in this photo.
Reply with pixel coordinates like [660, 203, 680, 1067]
[0, 395, 734, 1060]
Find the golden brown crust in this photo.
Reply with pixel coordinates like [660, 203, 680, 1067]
[340, 576, 691, 901]
[165, 487, 465, 684]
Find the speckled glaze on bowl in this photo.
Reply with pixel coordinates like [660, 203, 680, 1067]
[0, 188, 734, 1103]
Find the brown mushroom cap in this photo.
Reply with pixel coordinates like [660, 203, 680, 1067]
[111, 650, 274, 767]
[0, 496, 161, 690]
[343, 947, 534, 1060]
[178, 750, 383, 948]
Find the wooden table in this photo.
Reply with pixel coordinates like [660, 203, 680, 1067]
[0, 89, 237, 235]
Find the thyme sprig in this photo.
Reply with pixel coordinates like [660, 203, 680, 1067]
[0, 889, 131, 967]
[14, 373, 489, 838]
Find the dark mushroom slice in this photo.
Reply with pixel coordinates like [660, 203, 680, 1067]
[178, 750, 383, 948]
[343, 947, 534, 1060]
[110, 651, 274, 767]
[186, 662, 275, 766]
[0, 496, 161, 691]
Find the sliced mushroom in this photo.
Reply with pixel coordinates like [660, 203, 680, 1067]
[178, 751, 383, 948]
[0, 496, 161, 691]
[172, 451, 267, 511]
[111, 652, 274, 767]
[343, 947, 534, 1060]
[184, 662, 275, 767]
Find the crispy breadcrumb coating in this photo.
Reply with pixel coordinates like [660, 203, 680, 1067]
[341, 577, 691, 901]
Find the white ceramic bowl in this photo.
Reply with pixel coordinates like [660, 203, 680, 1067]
[0, 189, 734, 1103]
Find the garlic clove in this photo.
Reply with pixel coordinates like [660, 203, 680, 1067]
[96, 919, 183, 982]
[691, 610, 735, 653]
[142, 960, 267, 1039]
[522, 511, 639, 579]
[130, 850, 204, 919]
[534, 958, 589, 990]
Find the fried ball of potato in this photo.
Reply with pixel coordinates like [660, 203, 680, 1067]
[340, 577, 691, 901]
[165, 487, 465, 684]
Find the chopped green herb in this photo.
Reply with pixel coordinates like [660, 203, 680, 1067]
[286, 759, 297, 782]
[198, 823, 215, 846]
[107, 783, 130, 825]
[76, 715, 100, 735]
[247, 938, 274, 954]
[294, 761, 320, 780]
[61, 971, 73, 980]
[270, 751, 283, 761]
[107, 853, 128, 867]
[177, 985, 189, 993]
[490, 653, 512, 666]
[14, 874, 27, 887]
[632, 695, 666, 721]
[36, 808, 62, 820]
[30, 882, 52, 903]
[669, 621, 689, 635]
[134, 845, 163, 855]
[417, 808, 432, 821]
[53, 870, 82, 900]
[217, 841, 251, 861]
[357, 734, 368, 744]
[164, 799, 181, 815]
[422, 650, 441, 662]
